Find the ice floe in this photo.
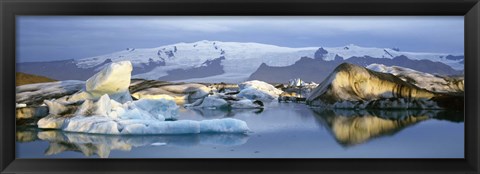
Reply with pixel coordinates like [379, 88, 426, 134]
[237, 80, 283, 102]
[367, 63, 464, 93]
[36, 61, 250, 135]
[307, 63, 462, 109]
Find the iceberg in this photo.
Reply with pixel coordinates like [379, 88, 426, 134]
[194, 95, 229, 109]
[237, 80, 283, 102]
[307, 63, 462, 109]
[185, 94, 263, 109]
[36, 61, 250, 135]
[39, 94, 249, 134]
[16, 80, 85, 105]
[130, 79, 211, 105]
[367, 63, 464, 93]
[57, 61, 133, 104]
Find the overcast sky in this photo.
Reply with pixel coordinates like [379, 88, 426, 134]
[17, 16, 464, 63]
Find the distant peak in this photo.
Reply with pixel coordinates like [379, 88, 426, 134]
[346, 44, 359, 47]
[196, 40, 216, 44]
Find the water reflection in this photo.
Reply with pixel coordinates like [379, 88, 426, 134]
[16, 103, 464, 158]
[311, 108, 463, 147]
[17, 128, 249, 158]
[189, 108, 264, 119]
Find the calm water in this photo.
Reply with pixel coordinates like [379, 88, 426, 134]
[16, 103, 464, 158]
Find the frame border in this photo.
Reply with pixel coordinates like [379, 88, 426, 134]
[1, 0, 479, 173]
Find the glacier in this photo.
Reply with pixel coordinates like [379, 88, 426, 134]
[66, 40, 463, 83]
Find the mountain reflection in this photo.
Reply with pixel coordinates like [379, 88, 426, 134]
[18, 129, 249, 158]
[310, 108, 463, 147]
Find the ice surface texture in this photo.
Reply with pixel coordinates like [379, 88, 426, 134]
[367, 63, 464, 93]
[237, 80, 283, 102]
[307, 63, 461, 109]
[37, 61, 249, 134]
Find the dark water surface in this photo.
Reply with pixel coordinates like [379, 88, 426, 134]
[16, 103, 464, 158]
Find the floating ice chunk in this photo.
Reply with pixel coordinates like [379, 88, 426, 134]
[16, 103, 27, 108]
[60, 61, 133, 104]
[44, 100, 70, 115]
[130, 81, 211, 105]
[60, 118, 249, 135]
[35, 60, 250, 135]
[186, 94, 262, 109]
[131, 93, 175, 101]
[37, 115, 68, 129]
[307, 63, 443, 109]
[230, 99, 262, 109]
[125, 99, 179, 120]
[150, 142, 167, 146]
[39, 96, 248, 135]
[367, 63, 464, 93]
[238, 80, 283, 102]
[121, 120, 200, 134]
[86, 61, 132, 97]
[63, 116, 121, 134]
[16, 80, 85, 105]
[198, 95, 229, 109]
[199, 118, 249, 133]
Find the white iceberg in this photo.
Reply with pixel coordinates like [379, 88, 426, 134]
[194, 95, 229, 109]
[237, 80, 283, 102]
[58, 61, 133, 104]
[16, 103, 27, 108]
[37, 61, 250, 135]
[39, 94, 249, 134]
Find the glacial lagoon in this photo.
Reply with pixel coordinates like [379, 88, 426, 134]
[16, 102, 464, 158]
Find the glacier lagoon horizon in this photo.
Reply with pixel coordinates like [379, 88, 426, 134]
[16, 102, 464, 158]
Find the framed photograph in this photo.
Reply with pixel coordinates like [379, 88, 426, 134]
[1, 0, 479, 173]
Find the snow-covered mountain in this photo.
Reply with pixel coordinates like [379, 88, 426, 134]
[17, 40, 464, 83]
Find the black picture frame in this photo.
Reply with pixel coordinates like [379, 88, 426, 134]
[1, 0, 479, 173]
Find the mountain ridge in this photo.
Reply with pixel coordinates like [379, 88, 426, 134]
[17, 40, 464, 82]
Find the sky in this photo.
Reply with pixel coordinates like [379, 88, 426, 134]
[17, 16, 464, 63]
